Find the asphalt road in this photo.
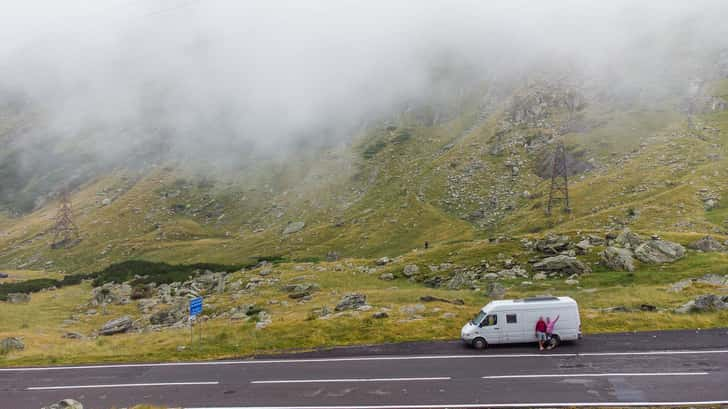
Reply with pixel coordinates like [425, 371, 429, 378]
[2, 328, 727, 409]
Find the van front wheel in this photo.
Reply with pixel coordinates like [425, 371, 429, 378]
[547, 335, 560, 349]
[472, 337, 487, 350]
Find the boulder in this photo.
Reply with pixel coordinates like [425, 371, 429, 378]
[41, 399, 84, 409]
[534, 234, 571, 254]
[7, 293, 30, 304]
[614, 228, 642, 249]
[372, 311, 389, 319]
[99, 316, 133, 336]
[420, 295, 464, 305]
[335, 293, 367, 311]
[0, 337, 24, 353]
[62, 332, 84, 340]
[283, 221, 305, 235]
[634, 239, 686, 263]
[601, 247, 635, 272]
[688, 236, 725, 252]
[484, 282, 505, 299]
[402, 264, 419, 277]
[532, 272, 547, 280]
[379, 273, 394, 281]
[376, 257, 391, 266]
[533, 255, 591, 275]
[676, 294, 728, 313]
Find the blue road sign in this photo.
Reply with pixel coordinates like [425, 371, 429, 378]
[189, 297, 203, 317]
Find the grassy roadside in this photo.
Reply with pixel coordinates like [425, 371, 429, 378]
[2, 244, 727, 367]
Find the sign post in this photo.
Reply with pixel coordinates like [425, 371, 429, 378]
[189, 297, 203, 348]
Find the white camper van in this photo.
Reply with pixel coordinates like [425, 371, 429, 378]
[461, 296, 581, 349]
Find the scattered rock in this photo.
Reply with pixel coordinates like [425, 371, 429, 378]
[256, 311, 272, 329]
[565, 279, 579, 285]
[41, 399, 84, 409]
[379, 273, 394, 281]
[400, 304, 426, 316]
[402, 264, 420, 277]
[601, 246, 635, 272]
[0, 337, 24, 353]
[376, 257, 391, 266]
[497, 266, 528, 279]
[534, 234, 571, 254]
[640, 304, 657, 311]
[6, 293, 30, 304]
[533, 255, 591, 275]
[446, 272, 477, 290]
[62, 332, 84, 340]
[532, 272, 547, 280]
[442, 312, 456, 319]
[282, 221, 305, 235]
[602, 306, 629, 313]
[99, 316, 133, 336]
[634, 239, 686, 263]
[372, 311, 389, 319]
[419, 295, 464, 305]
[335, 293, 367, 311]
[688, 236, 725, 252]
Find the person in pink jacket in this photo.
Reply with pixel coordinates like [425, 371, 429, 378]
[545, 315, 560, 346]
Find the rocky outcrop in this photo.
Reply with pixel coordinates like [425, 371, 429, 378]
[614, 228, 642, 249]
[149, 301, 187, 326]
[0, 337, 25, 353]
[676, 294, 728, 313]
[41, 399, 84, 409]
[669, 274, 728, 292]
[99, 316, 133, 336]
[688, 236, 725, 252]
[533, 255, 591, 275]
[634, 239, 686, 263]
[335, 293, 367, 311]
[601, 247, 635, 272]
[91, 283, 132, 306]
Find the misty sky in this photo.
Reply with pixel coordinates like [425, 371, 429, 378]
[1, 0, 728, 163]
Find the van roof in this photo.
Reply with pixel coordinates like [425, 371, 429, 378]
[482, 296, 577, 311]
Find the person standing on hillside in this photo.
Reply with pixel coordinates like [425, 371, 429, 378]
[535, 316, 547, 351]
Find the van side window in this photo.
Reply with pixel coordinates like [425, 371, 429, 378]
[482, 314, 497, 326]
[506, 314, 517, 324]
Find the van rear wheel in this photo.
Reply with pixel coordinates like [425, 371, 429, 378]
[472, 337, 487, 350]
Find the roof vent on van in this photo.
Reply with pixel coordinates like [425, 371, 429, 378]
[516, 296, 560, 302]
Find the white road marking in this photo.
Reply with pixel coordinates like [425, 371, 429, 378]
[186, 401, 728, 409]
[251, 377, 451, 384]
[26, 381, 219, 391]
[481, 371, 709, 379]
[1, 349, 726, 372]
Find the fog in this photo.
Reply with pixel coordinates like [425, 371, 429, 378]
[1, 0, 728, 173]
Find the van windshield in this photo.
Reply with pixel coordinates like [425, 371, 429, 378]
[471, 311, 486, 325]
